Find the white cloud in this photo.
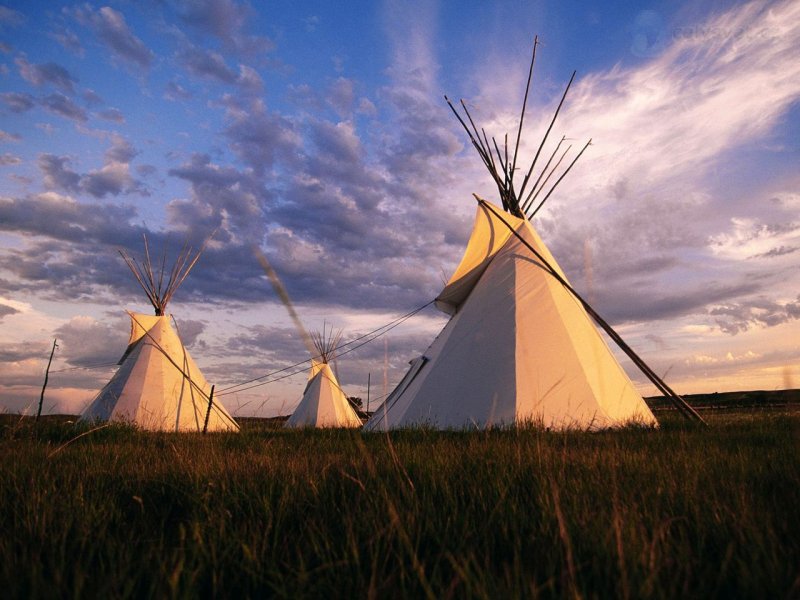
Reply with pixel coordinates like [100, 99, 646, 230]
[709, 217, 799, 260]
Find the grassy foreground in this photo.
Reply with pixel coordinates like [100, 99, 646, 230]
[1, 412, 798, 599]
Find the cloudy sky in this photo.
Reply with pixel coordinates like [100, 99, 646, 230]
[1, 0, 798, 417]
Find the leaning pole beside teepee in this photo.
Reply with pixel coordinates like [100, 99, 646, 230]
[80, 235, 240, 432]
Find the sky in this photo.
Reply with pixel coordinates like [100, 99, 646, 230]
[0, 0, 798, 418]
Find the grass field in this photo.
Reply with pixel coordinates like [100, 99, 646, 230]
[1, 411, 798, 599]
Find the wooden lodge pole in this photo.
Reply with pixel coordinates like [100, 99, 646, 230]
[202, 385, 215, 434]
[36, 338, 58, 422]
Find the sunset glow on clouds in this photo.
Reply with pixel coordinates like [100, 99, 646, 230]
[0, 0, 798, 416]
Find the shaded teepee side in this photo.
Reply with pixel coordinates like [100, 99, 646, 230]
[366, 38, 704, 431]
[81, 234, 240, 432]
[286, 327, 362, 428]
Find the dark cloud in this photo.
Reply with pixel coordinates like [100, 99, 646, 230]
[593, 280, 763, 324]
[177, 45, 263, 92]
[40, 92, 88, 122]
[105, 135, 137, 163]
[327, 77, 356, 117]
[38, 136, 143, 198]
[54, 316, 128, 367]
[0, 341, 46, 364]
[357, 97, 378, 117]
[174, 0, 275, 56]
[82, 164, 135, 198]
[50, 28, 84, 56]
[0, 193, 141, 248]
[97, 107, 125, 123]
[286, 84, 324, 111]
[82, 89, 102, 105]
[164, 80, 192, 101]
[710, 295, 800, 335]
[0, 192, 263, 308]
[15, 56, 77, 93]
[0, 153, 21, 166]
[236, 65, 263, 92]
[221, 99, 299, 175]
[39, 154, 81, 192]
[167, 153, 266, 241]
[179, 45, 238, 84]
[0, 303, 19, 320]
[0, 130, 21, 142]
[136, 164, 157, 178]
[377, 69, 463, 174]
[0, 6, 25, 26]
[74, 6, 154, 69]
[0, 92, 36, 113]
[545, 195, 708, 285]
[226, 324, 307, 366]
[750, 245, 799, 259]
[172, 318, 206, 349]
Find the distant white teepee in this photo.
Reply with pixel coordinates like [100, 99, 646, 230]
[286, 328, 362, 428]
[81, 236, 239, 432]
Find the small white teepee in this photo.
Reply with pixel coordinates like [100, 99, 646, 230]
[81, 236, 239, 432]
[285, 329, 362, 428]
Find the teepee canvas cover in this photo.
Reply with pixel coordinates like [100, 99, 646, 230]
[365, 202, 658, 431]
[82, 312, 239, 432]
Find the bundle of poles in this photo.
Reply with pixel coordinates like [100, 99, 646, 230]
[120, 233, 213, 316]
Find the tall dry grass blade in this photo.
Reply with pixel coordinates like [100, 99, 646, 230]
[551, 481, 581, 600]
[253, 246, 316, 356]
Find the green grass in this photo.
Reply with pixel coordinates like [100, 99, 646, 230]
[1, 412, 798, 598]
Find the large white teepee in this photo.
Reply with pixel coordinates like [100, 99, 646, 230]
[367, 40, 704, 430]
[365, 202, 658, 431]
[82, 312, 239, 432]
[81, 235, 239, 432]
[286, 330, 362, 428]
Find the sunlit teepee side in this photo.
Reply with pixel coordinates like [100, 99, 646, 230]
[81, 235, 239, 432]
[366, 38, 704, 431]
[286, 327, 362, 429]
